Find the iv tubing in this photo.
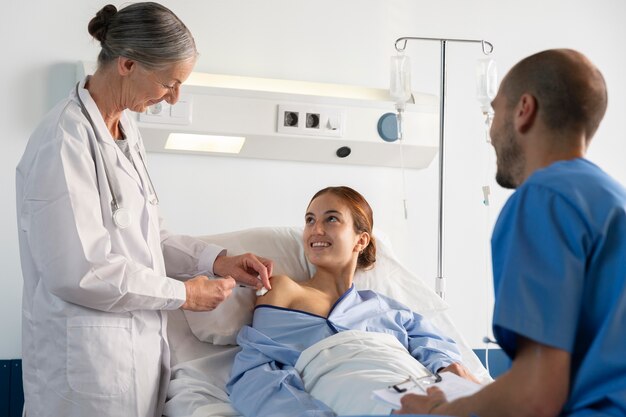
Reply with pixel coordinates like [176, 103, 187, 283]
[397, 110, 409, 219]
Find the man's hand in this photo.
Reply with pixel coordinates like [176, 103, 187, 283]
[393, 386, 448, 415]
[213, 253, 274, 289]
[181, 275, 236, 311]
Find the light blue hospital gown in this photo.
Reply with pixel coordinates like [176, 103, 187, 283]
[492, 158, 626, 416]
[227, 286, 461, 417]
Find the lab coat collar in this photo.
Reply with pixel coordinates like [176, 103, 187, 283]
[75, 77, 142, 186]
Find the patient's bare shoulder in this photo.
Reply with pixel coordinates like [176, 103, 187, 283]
[254, 274, 302, 308]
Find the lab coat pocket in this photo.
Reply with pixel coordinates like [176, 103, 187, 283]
[66, 315, 133, 396]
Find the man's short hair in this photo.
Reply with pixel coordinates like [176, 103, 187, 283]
[502, 49, 608, 141]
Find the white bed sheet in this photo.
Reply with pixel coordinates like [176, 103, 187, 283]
[295, 330, 431, 415]
[164, 309, 241, 417]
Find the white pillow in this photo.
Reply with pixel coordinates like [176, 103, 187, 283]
[183, 226, 448, 345]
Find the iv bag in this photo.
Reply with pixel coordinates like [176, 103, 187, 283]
[390, 54, 412, 110]
[476, 58, 498, 114]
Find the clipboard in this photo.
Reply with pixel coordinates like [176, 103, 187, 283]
[371, 371, 484, 409]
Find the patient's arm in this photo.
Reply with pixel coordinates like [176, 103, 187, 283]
[254, 274, 297, 308]
[255, 275, 338, 317]
[393, 297, 463, 374]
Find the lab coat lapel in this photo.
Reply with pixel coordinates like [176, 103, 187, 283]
[121, 113, 153, 202]
[121, 111, 165, 274]
[76, 78, 143, 188]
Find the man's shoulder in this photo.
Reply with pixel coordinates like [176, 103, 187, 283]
[525, 159, 626, 203]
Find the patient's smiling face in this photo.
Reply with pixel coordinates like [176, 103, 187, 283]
[304, 193, 365, 271]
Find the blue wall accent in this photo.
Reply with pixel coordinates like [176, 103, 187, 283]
[473, 349, 511, 379]
[0, 360, 23, 417]
[0, 361, 9, 417]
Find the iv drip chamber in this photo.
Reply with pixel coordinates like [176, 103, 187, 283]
[476, 58, 498, 114]
[390, 54, 412, 110]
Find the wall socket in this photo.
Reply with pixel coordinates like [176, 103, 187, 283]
[138, 94, 193, 125]
[277, 104, 344, 137]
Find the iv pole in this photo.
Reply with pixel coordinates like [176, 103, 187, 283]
[394, 37, 494, 299]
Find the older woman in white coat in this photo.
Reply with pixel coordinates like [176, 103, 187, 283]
[15, 3, 272, 416]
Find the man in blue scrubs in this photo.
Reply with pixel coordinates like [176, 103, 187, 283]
[395, 49, 626, 416]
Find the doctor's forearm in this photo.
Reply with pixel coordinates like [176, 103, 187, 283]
[42, 254, 186, 312]
[434, 339, 570, 417]
[161, 233, 225, 278]
[434, 371, 555, 417]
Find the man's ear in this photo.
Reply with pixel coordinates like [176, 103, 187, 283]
[117, 56, 137, 76]
[515, 93, 538, 134]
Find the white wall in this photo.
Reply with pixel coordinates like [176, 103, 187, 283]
[2, 0, 626, 359]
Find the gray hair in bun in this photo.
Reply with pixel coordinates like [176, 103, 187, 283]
[88, 2, 197, 70]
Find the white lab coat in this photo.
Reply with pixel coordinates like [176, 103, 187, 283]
[15, 77, 223, 417]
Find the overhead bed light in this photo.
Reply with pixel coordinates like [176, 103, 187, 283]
[165, 133, 245, 154]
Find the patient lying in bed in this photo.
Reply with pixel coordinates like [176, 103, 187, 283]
[226, 186, 478, 416]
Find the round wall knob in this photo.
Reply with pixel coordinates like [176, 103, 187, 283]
[377, 112, 399, 142]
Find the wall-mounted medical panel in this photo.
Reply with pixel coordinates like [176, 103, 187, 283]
[77, 62, 439, 169]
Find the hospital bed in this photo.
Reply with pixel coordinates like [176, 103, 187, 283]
[164, 226, 490, 417]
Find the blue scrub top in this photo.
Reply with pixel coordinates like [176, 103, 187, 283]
[227, 286, 462, 417]
[492, 158, 626, 416]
